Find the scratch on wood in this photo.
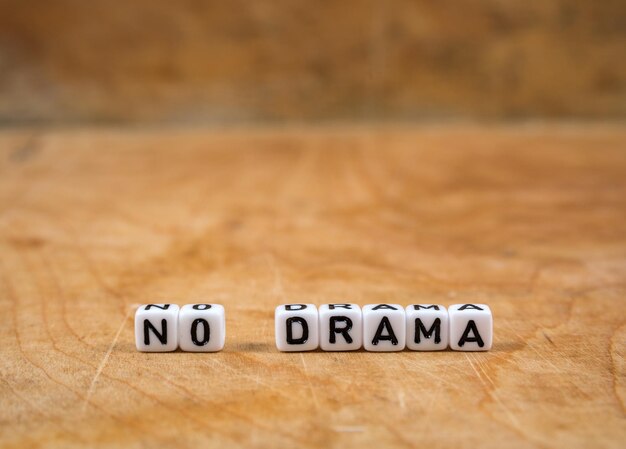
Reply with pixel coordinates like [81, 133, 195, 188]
[464, 353, 522, 430]
[397, 390, 406, 410]
[81, 307, 133, 414]
[299, 353, 320, 410]
[204, 358, 289, 398]
[542, 331, 555, 346]
[608, 323, 626, 413]
[499, 318, 567, 372]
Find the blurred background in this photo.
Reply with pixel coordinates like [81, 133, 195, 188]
[0, 0, 624, 126]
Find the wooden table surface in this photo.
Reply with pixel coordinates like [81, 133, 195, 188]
[0, 124, 624, 449]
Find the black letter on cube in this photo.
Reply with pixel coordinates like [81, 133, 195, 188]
[457, 320, 484, 348]
[285, 304, 307, 311]
[144, 319, 168, 345]
[191, 318, 211, 346]
[329, 316, 353, 344]
[286, 317, 309, 344]
[414, 318, 442, 344]
[329, 304, 352, 310]
[372, 317, 399, 345]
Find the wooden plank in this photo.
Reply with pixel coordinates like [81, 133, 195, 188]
[0, 124, 624, 448]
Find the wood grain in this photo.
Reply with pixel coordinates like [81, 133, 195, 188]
[0, 0, 625, 124]
[0, 124, 624, 448]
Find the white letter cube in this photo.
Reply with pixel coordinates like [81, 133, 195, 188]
[178, 304, 225, 352]
[363, 304, 406, 352]
[275, 304, 319, 352]
[135, 304, 180, 352]
[319, 304, 362, 351]
[449, 303, 493, 351]
[405, 304, 449, 351]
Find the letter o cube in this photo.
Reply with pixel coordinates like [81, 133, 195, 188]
[178, 304, 225, 352]
[135, 304, 180, 352]
[275, 304, 319, 352]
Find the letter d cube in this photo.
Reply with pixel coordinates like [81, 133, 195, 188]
[275, 304, 319, 352]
